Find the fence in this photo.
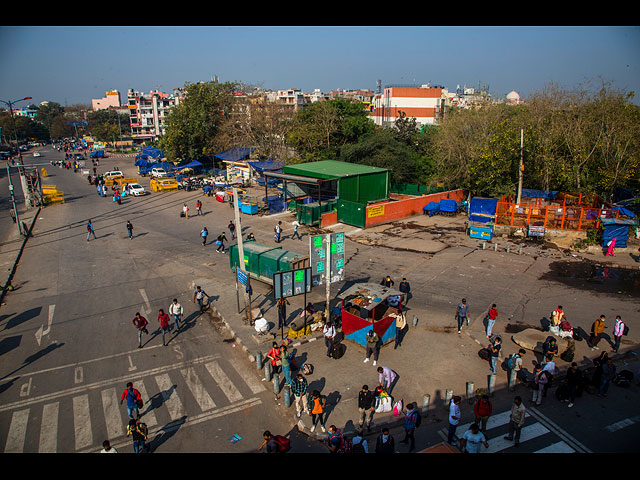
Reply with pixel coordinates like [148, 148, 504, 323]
[495, 191, 619, 231]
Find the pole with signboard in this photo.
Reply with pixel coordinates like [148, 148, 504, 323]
[273, 266, 312, 339]
[309, 232, 345, 322]
[233, 187, 253, 324]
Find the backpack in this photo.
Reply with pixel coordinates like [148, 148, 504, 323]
[136, 422, 148, 440]
[507, 354, 520, 370]
[415, 411, 422, 428]
[351, 439, 365, 454]
[623, 324, 629, 336]
[87, 224, 91, 231]
[273, 435, 291, 453]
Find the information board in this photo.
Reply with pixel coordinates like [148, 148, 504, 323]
[273, 267, 312, 299]
[309, 233, 345, 286]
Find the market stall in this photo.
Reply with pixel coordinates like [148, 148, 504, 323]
[337, 282, 405, 348]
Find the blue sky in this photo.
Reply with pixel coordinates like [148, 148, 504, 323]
[1, 26, 639, 107]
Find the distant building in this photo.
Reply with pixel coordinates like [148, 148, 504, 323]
[505, 90, 522, 104]
[127, 88, 184, 142]
[13, 106, 38, 120]
[92, 90, 122, 111]
[369, 85, 447, 127]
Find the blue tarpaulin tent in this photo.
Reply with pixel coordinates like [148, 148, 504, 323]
[519, 189, 559, 200]
[423, 202, 440, 216]
[214, 147, 255, 162]
[248, 159, 283, 172]
[174, 160, 203, 170]
[601, 218, 638, 248]
[468, 198, 498, 223]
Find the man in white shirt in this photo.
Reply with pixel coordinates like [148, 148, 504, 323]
[323, 322, 336, 357]
[169, 298, 183, 331]
[448, 396, 462, 446]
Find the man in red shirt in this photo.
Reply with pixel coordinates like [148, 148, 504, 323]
[473, 394, 493, 434]
[133, 312, 148, 348]
[486, 304, 498, 338]
[158, 309, 171, 346]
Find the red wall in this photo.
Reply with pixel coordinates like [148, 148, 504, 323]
[365, 189, 466, 228]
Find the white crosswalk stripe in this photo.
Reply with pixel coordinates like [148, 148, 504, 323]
[0, 359, 264, 452]
[441, 407, 577, 453]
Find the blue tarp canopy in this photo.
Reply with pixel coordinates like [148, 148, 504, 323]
[439, 199, 457, 212]
[140, 147, 165, 159]
[601, 218, 638, 248]
[519, 189, 559, 200]
[90, 149, 105, 158]
[612, 206, 636, 218]
[248, 159, 283, 172]
[214, 147, 255, 162]
[174, 160, 203, 170]
[469, 198, 498, 223]
[423, 201, 440, 216]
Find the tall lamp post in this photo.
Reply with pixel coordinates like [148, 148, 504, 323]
[1, 96, 33, 235]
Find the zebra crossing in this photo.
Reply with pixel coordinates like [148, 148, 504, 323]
[439, 407, 591, 453]
[1, 355, 265, 453]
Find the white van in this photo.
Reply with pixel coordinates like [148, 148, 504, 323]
[151, 168, 168, 178]
[104, 170, 124, 180]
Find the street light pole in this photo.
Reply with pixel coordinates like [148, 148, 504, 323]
[1, 96, 32, 235]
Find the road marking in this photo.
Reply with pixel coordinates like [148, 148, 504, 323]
[534, 441, 575, 453]
[101, 388, 124, 440]
[135, 381, 157, 427]
[205, 361, 243, 403]
[485, 423, 550, 453]
[139, 288, 151, 314]
[74, 366, 83, 384]
[228, 361, 266, 394]
[39, 403, 59, 453]
[72, 395, 92, 450]
[34, 304, 55, 346]
[181, 367, 217, 411]
[20, 377, 32, 397]
[5, 409, 29, 453]
[0, 353, 221, 413]
[127, 355, 136, 372]
[604, 415, 640, 433]
[527, 406, 592, 453]
[155, 373, 186, 420]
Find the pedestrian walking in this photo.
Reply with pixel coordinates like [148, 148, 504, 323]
[486, 304, 498, 337]
[126, 220, 134, 239]
[182, 203, 189, 219]
[157, 309, 171, 346]
[565, 362, 583, 408]
[326, 425, 346, 453]
[503, 396, 526, 447]
[323, 321, 336, 357]
[291, 220, 301, 239]
[100, 440, 118, 453]
[308, 390, 327, 433]
[228, 220, 236, 239]
[266, 341, 282, 374]
[291, 373, 309, 418]
[86, 219, 97, 241]
[133, 312, 149, 348]
[193, 286, 209, 312]
[597, 359, 616, 397]
[489, 336, 501, 375]
[364, 330, 380, 365]
[375, 427, 395, 453]
[196, 199, 203, 216]
[605, 237, 617, 256]
[456, 298, 469, 334]
[400, 402, 420, 451]
[357, 385, 375, 432]
[377, 366, 398, 394]
[612, 315, 625, 353]
[447, 395, 462, 446]
[274, 221, 282, 243]
[276, 297, 290, 329]
[380, 275, 394, 288]
[119, 382, 143, 420]
[531, 364, 549, 406]
[460, 423, 489, 453]
[169, 298, 183, 331]
[258, 431, 290, 453]
[589, 315, 606, 350]
[279, 344, 292, 385]
[394, 310, 407, 349]
[473, 394, 493, 434]
[215, 232, 227, 252]
[398, 277, 411, 304]
[351, 428, 368, 453]
[126, 418, 148, 453]
[508, 349, 526, 391]
[201, 227, 208, 246]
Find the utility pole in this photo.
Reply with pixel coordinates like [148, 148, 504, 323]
[516, 128, 524, 204]
[233, 188, 252, 323]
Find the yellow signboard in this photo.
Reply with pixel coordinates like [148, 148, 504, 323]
[367, 205, 385, 218]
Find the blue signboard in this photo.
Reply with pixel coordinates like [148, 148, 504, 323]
[237, 269, 247, 286]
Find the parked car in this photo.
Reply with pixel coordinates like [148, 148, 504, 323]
[33, 151, 41, 157]
[151, 167, 168, 178]
[104, 170, 124, 181]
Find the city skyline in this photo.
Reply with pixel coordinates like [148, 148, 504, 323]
[1, 26, 639, 107]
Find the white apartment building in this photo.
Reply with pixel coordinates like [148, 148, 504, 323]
[127, 88, 183, 142]
[369, 85, 448, 128]
[92, 90, 122, 111]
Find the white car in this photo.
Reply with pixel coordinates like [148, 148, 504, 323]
[126, 183, 146, 196]
[33, 151, 41, 157]
[104, 170, 125, 181]
[151, 167, 168, 178]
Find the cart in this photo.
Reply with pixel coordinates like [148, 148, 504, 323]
[336, 282, 406, 348]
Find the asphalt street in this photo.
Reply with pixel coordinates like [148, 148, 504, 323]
[1, 145, 639, 454]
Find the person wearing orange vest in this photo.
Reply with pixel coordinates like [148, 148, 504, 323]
[307, 390, 327, 433]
